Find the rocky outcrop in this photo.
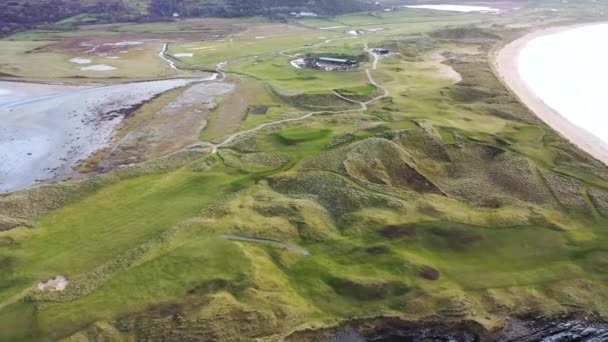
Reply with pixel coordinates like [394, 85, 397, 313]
[286, 315, 608, 342]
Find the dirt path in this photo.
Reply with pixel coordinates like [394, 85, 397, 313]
[159, 43, 178, 70]
[220, 234, 310, 255]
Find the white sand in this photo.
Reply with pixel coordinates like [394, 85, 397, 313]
[0, 79, 197, 193]
[495, 24, 608, 165]
[290, 59, 305, 69]
[106, 41, 144, 46]
[80, 64, 117, 71]
[38, 276, 69, 291]
[404, 5, 501, 13]
[0, 89, 13, 102]
[174, 53, 194, 57]
[69, 57, 92, 64]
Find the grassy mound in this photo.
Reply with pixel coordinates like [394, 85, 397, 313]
[276, 127, 331, 145]
[220, 150, 290, 172]
[448, 85, 496, 102]
[388, 129, 451, 162]
[589, 188, 608, 217]
[268, 171, 403, 218]
[344, 138, 443, 194]
[325, 276, 409, 301]
[430, 27, 502, 41]
[540, 171, 592, 215]
[334, 84, 379, 102]
[441, 145, 553, 207]
[0, 214, 29, 232]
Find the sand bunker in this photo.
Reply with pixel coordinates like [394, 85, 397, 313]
[38, 275, 69, 291]
[69, 57, 92, 64]
[174, 53, 194, 57]
[290, 59, 305, 69]
[80, 64, 117, 71]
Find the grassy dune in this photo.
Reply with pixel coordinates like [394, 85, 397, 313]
[1, 3, 608, 341]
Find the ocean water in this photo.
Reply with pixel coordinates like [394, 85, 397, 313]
[518, 24, 608, 145]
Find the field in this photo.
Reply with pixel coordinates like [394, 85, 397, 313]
[2, 1, 608, 341]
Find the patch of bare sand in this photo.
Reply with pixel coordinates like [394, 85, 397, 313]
[38, 275, 68, 291]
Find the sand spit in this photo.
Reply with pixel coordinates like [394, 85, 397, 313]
[0, 79, 196, 193]
[495, 24, 608, 166]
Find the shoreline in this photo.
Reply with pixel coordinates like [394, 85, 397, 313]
[494, 23, 608, 166]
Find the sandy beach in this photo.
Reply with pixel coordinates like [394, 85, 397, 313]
[0, 79, 197, 193]
[494, 24, 608, 166]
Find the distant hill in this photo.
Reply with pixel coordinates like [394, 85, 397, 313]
[0, 0, 131, 35]
[0, 0, 375, 36]
[146, 0, 375, 18]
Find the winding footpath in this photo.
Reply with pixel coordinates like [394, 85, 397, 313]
[158, 43, 178, 70]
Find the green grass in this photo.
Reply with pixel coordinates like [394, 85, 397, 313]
[227, 55, 370, 93]
[2, 5, 608, 341]
[276, 127, 332, 144]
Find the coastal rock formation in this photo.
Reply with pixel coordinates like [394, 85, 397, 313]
[289, 316, 608, 342]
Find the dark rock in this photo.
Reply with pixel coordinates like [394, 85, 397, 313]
[287, 315, 608, 342]
[419, 265, 440, 281]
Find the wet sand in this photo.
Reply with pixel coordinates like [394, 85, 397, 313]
[0, 79, 197, 193]
[494, 24, 608, 166]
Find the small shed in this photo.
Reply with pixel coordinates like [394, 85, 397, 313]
[373, 48, 390, 55]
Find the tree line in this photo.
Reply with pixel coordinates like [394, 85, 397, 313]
[147, 0, 373, 18]
[0, 0, 130, 35]
[0, 0, 373, 37]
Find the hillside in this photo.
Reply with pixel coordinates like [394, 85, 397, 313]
[147, 0, 375, 17]
[0, 0, 374, 36]
[0, 0, 132, 34]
